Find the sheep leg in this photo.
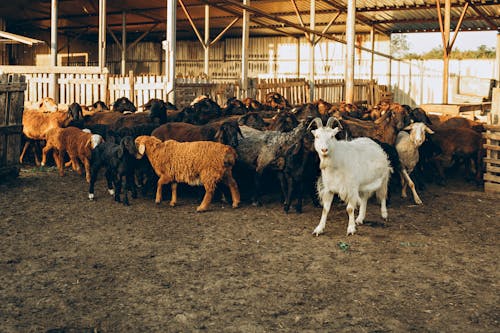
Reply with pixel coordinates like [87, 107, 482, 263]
[399, 171, 408, 198]
[252, 171, 263, 206]
[104, 169, 115, 196]
[293, 177, 304, 214]
[83, 158, 91, 183]
[88, 162, 102, 200]
[223, 170, 240, 208]
[169, 182, 177, 207]
[156, 175, 171, 204]
[41, 144, 51, 167]
[312, 191, 334, 236]
[19, 140, 30, 164]
[277, 172, 287, 205]
[401, 168, 422, 205]
[57, 150, 65, 176]
[113, 175, 122, 203]
[346, 200, 358, 236]
[33, 141, 42, 166]
[197, 184, 215, 212]
[121, 175, 130, 206]
[355, 192, 369, 226]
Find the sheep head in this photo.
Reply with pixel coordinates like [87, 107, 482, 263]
[404, 122, 434, 147]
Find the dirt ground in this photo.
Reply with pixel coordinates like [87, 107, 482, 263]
[0, 165, 498, 333]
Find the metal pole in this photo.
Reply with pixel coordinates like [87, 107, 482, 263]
[50, 0, 58, 100]
[166, 0, 176, 104]
[204, 4, 210, 78]
[345, 0, 356, 104]
[443, 0, 451, 104]
[98, 0, 106, 71]
[241, 0, 250, 99]
[370, 26, 375, 82]
[121, 11, 126, 75]
[309, 0, 315, 102]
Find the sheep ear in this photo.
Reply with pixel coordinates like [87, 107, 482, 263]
[403, 124, 413, 131]
[425, 127, 435, 134]
[138, 143, 146, 155]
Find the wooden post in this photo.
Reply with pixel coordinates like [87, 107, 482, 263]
[121, 11, 126, 75]
[296, 37, 300, 78]
[204, 4, 210, 78]
[50, 0, 58, 101]
[128, 70, 135, 105]
[443, 0, 451, 104]
[98, 0, 107, 71]
[345, 0, 356, 104]
[165, 0, 176, 104]
[309, 0, 315, 102]
[369, 26, 375, 82]
[241, 0, 250, 99]
[496, 33, 500, 88]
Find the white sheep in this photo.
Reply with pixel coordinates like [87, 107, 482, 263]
[395, 122, 434, 205]
[310, 117, 392, 236]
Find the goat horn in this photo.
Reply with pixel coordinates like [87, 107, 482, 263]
[307, 117, 323, 130]
[326, 117, 343, 129]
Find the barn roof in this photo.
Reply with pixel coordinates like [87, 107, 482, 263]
[3, 0, 499, 42]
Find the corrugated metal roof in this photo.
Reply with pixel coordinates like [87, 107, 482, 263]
[2, 0, 498, 42]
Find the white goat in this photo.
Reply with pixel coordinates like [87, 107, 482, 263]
[310, 117, 392, 236]
[395, 122, 434, 205]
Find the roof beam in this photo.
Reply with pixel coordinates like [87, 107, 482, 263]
[201, 0, 299, 38]
[467, 0, 498, 31]
[356, 1, 498, 13]
[219, 0, 394, 59]
[321, 0, 389, 36]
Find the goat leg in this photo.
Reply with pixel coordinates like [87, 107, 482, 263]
[313, 191, 334, 236]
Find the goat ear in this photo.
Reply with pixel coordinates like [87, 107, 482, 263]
[425, 127, 435, 134]
[403, 124, 413, 131]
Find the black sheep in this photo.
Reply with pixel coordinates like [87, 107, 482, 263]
[88, 136, 141, 205]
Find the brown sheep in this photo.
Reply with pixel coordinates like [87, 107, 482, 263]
[41, 127, 103, 182]
[135, 135, 240, 212]
[429, 127, 483, 185]
[28, 97, 58, 113]
[20, 107, 80, 165]
[341, 110, 402, 145]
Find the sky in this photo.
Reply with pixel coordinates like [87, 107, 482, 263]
[402, 31, 497, 54]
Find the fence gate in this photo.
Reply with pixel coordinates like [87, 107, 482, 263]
[0, 74, 26, 180]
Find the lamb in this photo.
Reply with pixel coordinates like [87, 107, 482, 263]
[310, 117, 392, 236]
[395, 122, 434, 205]
[134, 136, 240, 212]
[88, 136, 142, 205]
[41, 126, 103, 182]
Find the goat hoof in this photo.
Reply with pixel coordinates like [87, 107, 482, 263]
[283, 205, 290, 213]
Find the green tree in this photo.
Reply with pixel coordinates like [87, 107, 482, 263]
[391, 34, 410, 58]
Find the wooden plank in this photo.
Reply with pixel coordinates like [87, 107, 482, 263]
[484, 125, 500, 131]
[483, 157, 500, 165]
[484, 182, 500, 194]
[486, 165, 500, 173]
[483, 173, 500, 183]
[484, 144, 500, 152]
[483, 132, 500, 140]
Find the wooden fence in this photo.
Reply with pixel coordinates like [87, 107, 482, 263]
[483, 124, 500, 194]
[0, 66, 379, 109]
[0, 74, 26, 180]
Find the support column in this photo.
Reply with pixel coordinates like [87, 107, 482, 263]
[496, 33, 500, 87]
[345, 0, 356, 104]
[98, 0, 106, 71]
[309, 0, 315, 102]
[442, 0, 451, 104]
[204, 5, 210, 78]
[296, 37, 301, 77]
[369, 26, 375, 82]
[165, 0, 176, 104]
[121, 11, 126, 75]
[50, 0, 58, 100]
[241, 0, 250, 99]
